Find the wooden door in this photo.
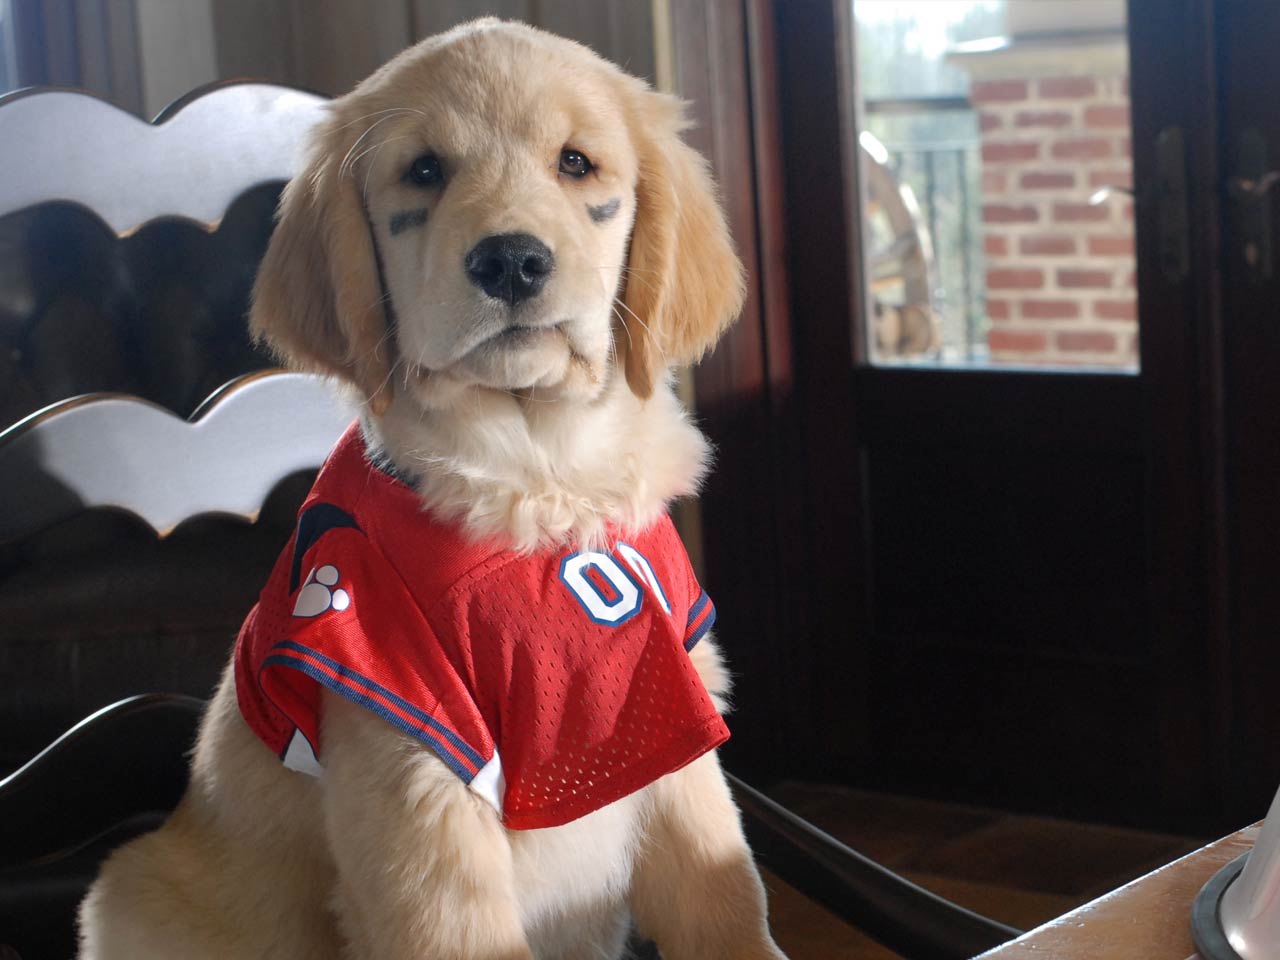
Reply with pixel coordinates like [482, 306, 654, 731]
[681, 0, 1243, 833]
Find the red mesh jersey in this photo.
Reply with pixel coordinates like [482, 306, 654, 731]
[234, 424, 727, 830]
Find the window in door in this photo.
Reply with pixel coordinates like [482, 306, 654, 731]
[855, 0, 1138, 370]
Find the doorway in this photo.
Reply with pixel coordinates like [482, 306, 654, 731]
[683, 0, 1271, 835]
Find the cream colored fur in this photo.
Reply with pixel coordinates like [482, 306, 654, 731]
[78, 18, 784, 960]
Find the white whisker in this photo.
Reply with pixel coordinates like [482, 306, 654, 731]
[362, 136, 408, 199]
[333, 107, 423, 134]
[610, 305, 635, 351]
[340, 115, 406, 178]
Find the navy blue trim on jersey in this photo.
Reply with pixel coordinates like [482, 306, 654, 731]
[261, 653, 479, 783]
[264, 640, 487, 774]
[290, 503, 361, 592]
[687, 592, 711, 625]
[684, 592, 716, 651]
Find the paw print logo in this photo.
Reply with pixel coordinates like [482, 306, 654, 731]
[292, 564, 351, 618]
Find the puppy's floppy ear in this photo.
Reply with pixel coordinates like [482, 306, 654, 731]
[250, 109, 394, 415]
[618, 90, 745, 399]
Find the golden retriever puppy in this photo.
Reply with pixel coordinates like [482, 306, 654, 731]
[78, 18, 788, 960]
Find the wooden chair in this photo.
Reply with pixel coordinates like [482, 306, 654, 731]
[0, 81, 328, 771]
[0, 80, 339, 957]
[0, 82, 1017, 960]
[0, 371, 355, 959]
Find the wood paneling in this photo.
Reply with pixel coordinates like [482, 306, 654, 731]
[211, 0, 297, 86]
[211, 0, 655, 98]
[134, 0, 218, 117]
[288, 0, 410, 94]
[11, 0, 143, 112]
[410, 0, 531, 37]
[79, 0, 143, 113]
[671, 0, 791, 775]
[533, 0, 654, 81]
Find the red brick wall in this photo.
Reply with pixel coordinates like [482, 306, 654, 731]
[973, 73, 1137, 366]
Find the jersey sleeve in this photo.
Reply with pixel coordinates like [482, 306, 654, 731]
[235, 503, 496, 796]
[677, 555, 717, 651]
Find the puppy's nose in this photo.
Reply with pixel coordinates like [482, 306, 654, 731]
[464, 233, 555, 306]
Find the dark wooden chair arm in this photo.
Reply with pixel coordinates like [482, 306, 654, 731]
[728, 773, 1020, 960]
[0, 694, 203, 871]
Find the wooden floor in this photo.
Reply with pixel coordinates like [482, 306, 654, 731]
[760, 783, 1206, 959]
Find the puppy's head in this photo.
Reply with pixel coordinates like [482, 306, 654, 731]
[251, 20, 744, 413]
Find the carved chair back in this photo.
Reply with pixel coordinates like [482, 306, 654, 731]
[0, 82, 334, 771]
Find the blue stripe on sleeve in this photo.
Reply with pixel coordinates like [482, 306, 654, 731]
[267, 640, 486, 771]
[684, 601, 717, 651]
[687, 592, 711, 627]
[262, 653, 478, 783]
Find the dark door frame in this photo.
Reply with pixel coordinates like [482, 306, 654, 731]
[1211, 0, 1280, 823]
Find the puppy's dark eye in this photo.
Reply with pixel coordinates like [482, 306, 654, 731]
[559, 148, 593, 178]
[406, 154, 442, 186]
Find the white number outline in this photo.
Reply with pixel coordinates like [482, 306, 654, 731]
[617, 542, 672, 615]
[558, 550, 644, 625]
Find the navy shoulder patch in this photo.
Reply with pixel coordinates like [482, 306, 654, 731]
[289, 503, 360, 592]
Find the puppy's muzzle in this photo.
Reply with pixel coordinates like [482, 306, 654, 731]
[465, 233, 555, 306]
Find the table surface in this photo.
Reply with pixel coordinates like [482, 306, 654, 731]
[975, 823, 1260, 960]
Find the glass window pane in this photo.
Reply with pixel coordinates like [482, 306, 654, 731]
[854, 0, 1138, 371]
